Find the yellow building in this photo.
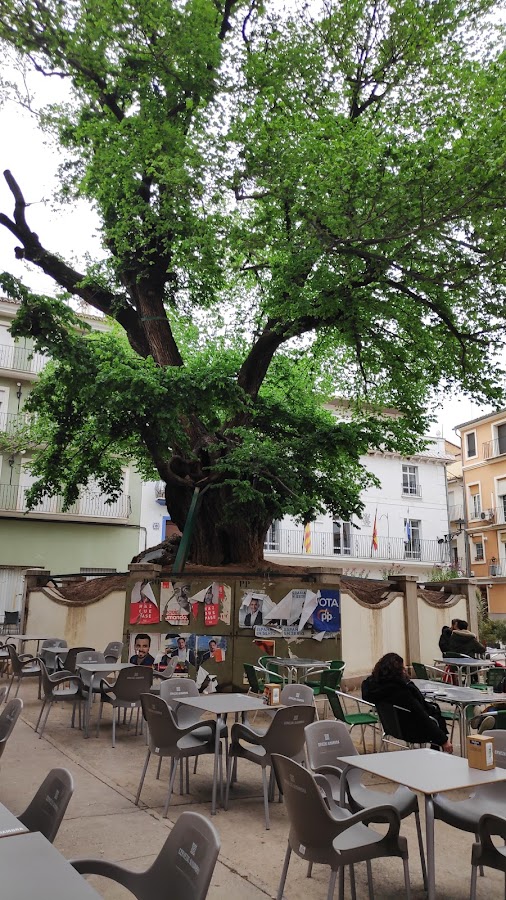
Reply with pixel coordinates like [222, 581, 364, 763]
[457, 410, 506, 617]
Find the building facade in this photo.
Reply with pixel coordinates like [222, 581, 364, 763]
[0, 297, 144, 620]
[457, 409, 506, 617]
[263, 434, 454, 581]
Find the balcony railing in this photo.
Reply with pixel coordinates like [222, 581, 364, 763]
[0, 483, 131, 518]
[402, 484, 422, 498]
[448, 505, 465, 523]
[489, 563, 505, 577]
[264, 529, 450, 564]
[483, 439, 506, 460]
[0, 412, 33, 434]
[0, 343, 47, 374]
[468, 505, 506, 526]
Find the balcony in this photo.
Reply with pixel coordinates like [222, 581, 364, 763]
[0, 412, 33, 435]
[402, 484, 422, 498]
[264, 529, 450, 565]
[0, 483, 131, 519]
[489, 563, 505, 577]
[0, 343, 47, 375]
[483, 439, 506, 460]
[448, 505, 465, 523]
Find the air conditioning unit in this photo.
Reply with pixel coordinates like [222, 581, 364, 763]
[480, 510, 495, 522]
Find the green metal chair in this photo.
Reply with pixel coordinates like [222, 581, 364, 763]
[243, 663, 267, 697]
[411, 662, 445, 683]
[471, 667, 505, 691]
[327, 689, 378, 752]
[257, 656, 284, 684]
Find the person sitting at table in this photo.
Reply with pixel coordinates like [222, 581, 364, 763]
[438, 625, 452, 654]
[362, 652, 453, 753]
[129, 633, 155, 667]
[447, 619, 486, 657]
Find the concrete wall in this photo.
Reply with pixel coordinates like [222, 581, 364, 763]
[341, 593, 407, 679]
[25, 587, 126, 651]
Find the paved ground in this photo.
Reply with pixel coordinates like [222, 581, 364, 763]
[0, 680, 502, 898]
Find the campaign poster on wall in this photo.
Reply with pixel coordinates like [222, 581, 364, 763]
[312, 589, 341, 632]
[129, 580, 160, 626]
[161, 581, 191, 626]
[239, 591, 276, 628]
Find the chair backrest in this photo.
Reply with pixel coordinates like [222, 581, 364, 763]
[482, 729, 506, 768]
[487, 667, 506, 688]
[6, 644, 28, 675]
[40, 639, 67, 651]
[74, 810, 221, 900]
[159, 678, 199, 707]
[271, 754, 345, 853]
[113, 666, 152, 700]
[61, 647, 95, 673]
[141, 693, 182, 751]
[263, 705, 315, 757]
[18, 768, 74, 843]
[76, 651, 106, 667]
[374, 702, 407, 741]
[244, 663, 262, 693]
[305, 719, 357, 773]
[39, 660, 59, 697]
[326, 689, 346, 722]
[104, 641, 123, 662]
[0, 685, 7, 706]
[280, 684, 314, 707]
[3, 611, 20, 633]
[329, 660, 346, 672]
[320, 669, 344, 693]
[0, 698, 23, 757]
[411, 662, 428, 679]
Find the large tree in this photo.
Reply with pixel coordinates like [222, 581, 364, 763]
[0, 0, 505, 565]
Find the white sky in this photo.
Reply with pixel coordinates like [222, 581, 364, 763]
[0, 78, 496, 445]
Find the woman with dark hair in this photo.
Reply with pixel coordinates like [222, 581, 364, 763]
[362, 652, 453, 753]
[438, 625, 452, 654]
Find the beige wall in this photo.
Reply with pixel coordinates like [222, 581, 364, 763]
[418, 597, 467, 665]
[341, 593, 407, 678]
[25, 589, 125, 651]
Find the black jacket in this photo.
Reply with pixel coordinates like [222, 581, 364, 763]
[362, 675, 448, 746]
[438, 627, 452, 654]
[447, 629, 485, 658]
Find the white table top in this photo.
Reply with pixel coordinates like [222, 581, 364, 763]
[77, 662, 133, 674]
[272, 658, 329, 668]
[9, 634, 53, 641]
[337, 748, 506, 795]
[434, 657, 493, 667]
[175, 692, 269, 715]
[0, 831, 100, 898]
[413, 679, 495, 704]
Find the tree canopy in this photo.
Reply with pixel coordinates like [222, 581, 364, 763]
[0, 0, 505, 565]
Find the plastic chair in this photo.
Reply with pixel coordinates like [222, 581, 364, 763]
[76, 651, 106, 694]
[4, 644, 41, 701]
[244, 663, 266, 697]
[271, 753, 412, 900]
[433, 729, 506, 841]
[225, 704, 315, 829]
[56, 646, 95, 673]
[35, 660, 83, 739]
[470, 813, 506, 899]
[136, 694, 217, 816]
[326, 689, 378, 752]
[18, 768, 74, 843]
[1, 611, 20, 635]
[305, 720, 427, 889]
[97, 666, 152, 747]
[39, 639, 67, 673]
[103, 641, 124, 663]
[150, 657, 179, 694]
[0, 698, 23, 760]
[72, 810, 220, 900]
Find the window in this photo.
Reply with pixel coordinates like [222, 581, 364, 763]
[466, 432, 477, 458]
[333, 520, 351, 555]
[404, 519, 421, 559]
[402, 465, 420, 496]
[498, 423, 506, 456]
[469, 485, 481, 518]
[474, 541, 484, 562]
[264, 521, 279, 551]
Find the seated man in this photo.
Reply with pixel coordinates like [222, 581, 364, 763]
[447, 619, 486, 657]
[362, 652, 453, 753]
[129, 633, 155, 667]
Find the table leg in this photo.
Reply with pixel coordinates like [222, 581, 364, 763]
[424, 794, 436, 900]
[84, 683, 94, 739]
[211, 715, 221, 816]
[459, 705, 467, 758]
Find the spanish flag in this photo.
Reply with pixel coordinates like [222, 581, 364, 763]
[304, 521, 312, 554]
[371, 510, 378, 552]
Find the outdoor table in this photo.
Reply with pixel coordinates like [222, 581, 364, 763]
[337, 747, 506, 900]
[413, 678, 495, 757]
[77, 661, 134, 738]
[270, 657, 330, 685]
[433, 657, 493, 686]
[9, 634, 55, 654]
[0, 802, 27, 838]
[0, 831, 101, 899]
[174, 692, 268, 815]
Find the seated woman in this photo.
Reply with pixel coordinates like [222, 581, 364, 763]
[362, 652, 453, 753]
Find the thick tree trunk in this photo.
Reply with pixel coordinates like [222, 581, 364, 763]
[165, 482, 270, 567]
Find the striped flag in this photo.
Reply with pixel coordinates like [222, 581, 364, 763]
[405, 519, 412, 543]
[371, 510, 378, 552]
[304, 522, 312, 554]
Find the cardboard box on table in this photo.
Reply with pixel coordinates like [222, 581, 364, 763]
[467, 734, 495, 770]
[263, 683, 281, 706]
